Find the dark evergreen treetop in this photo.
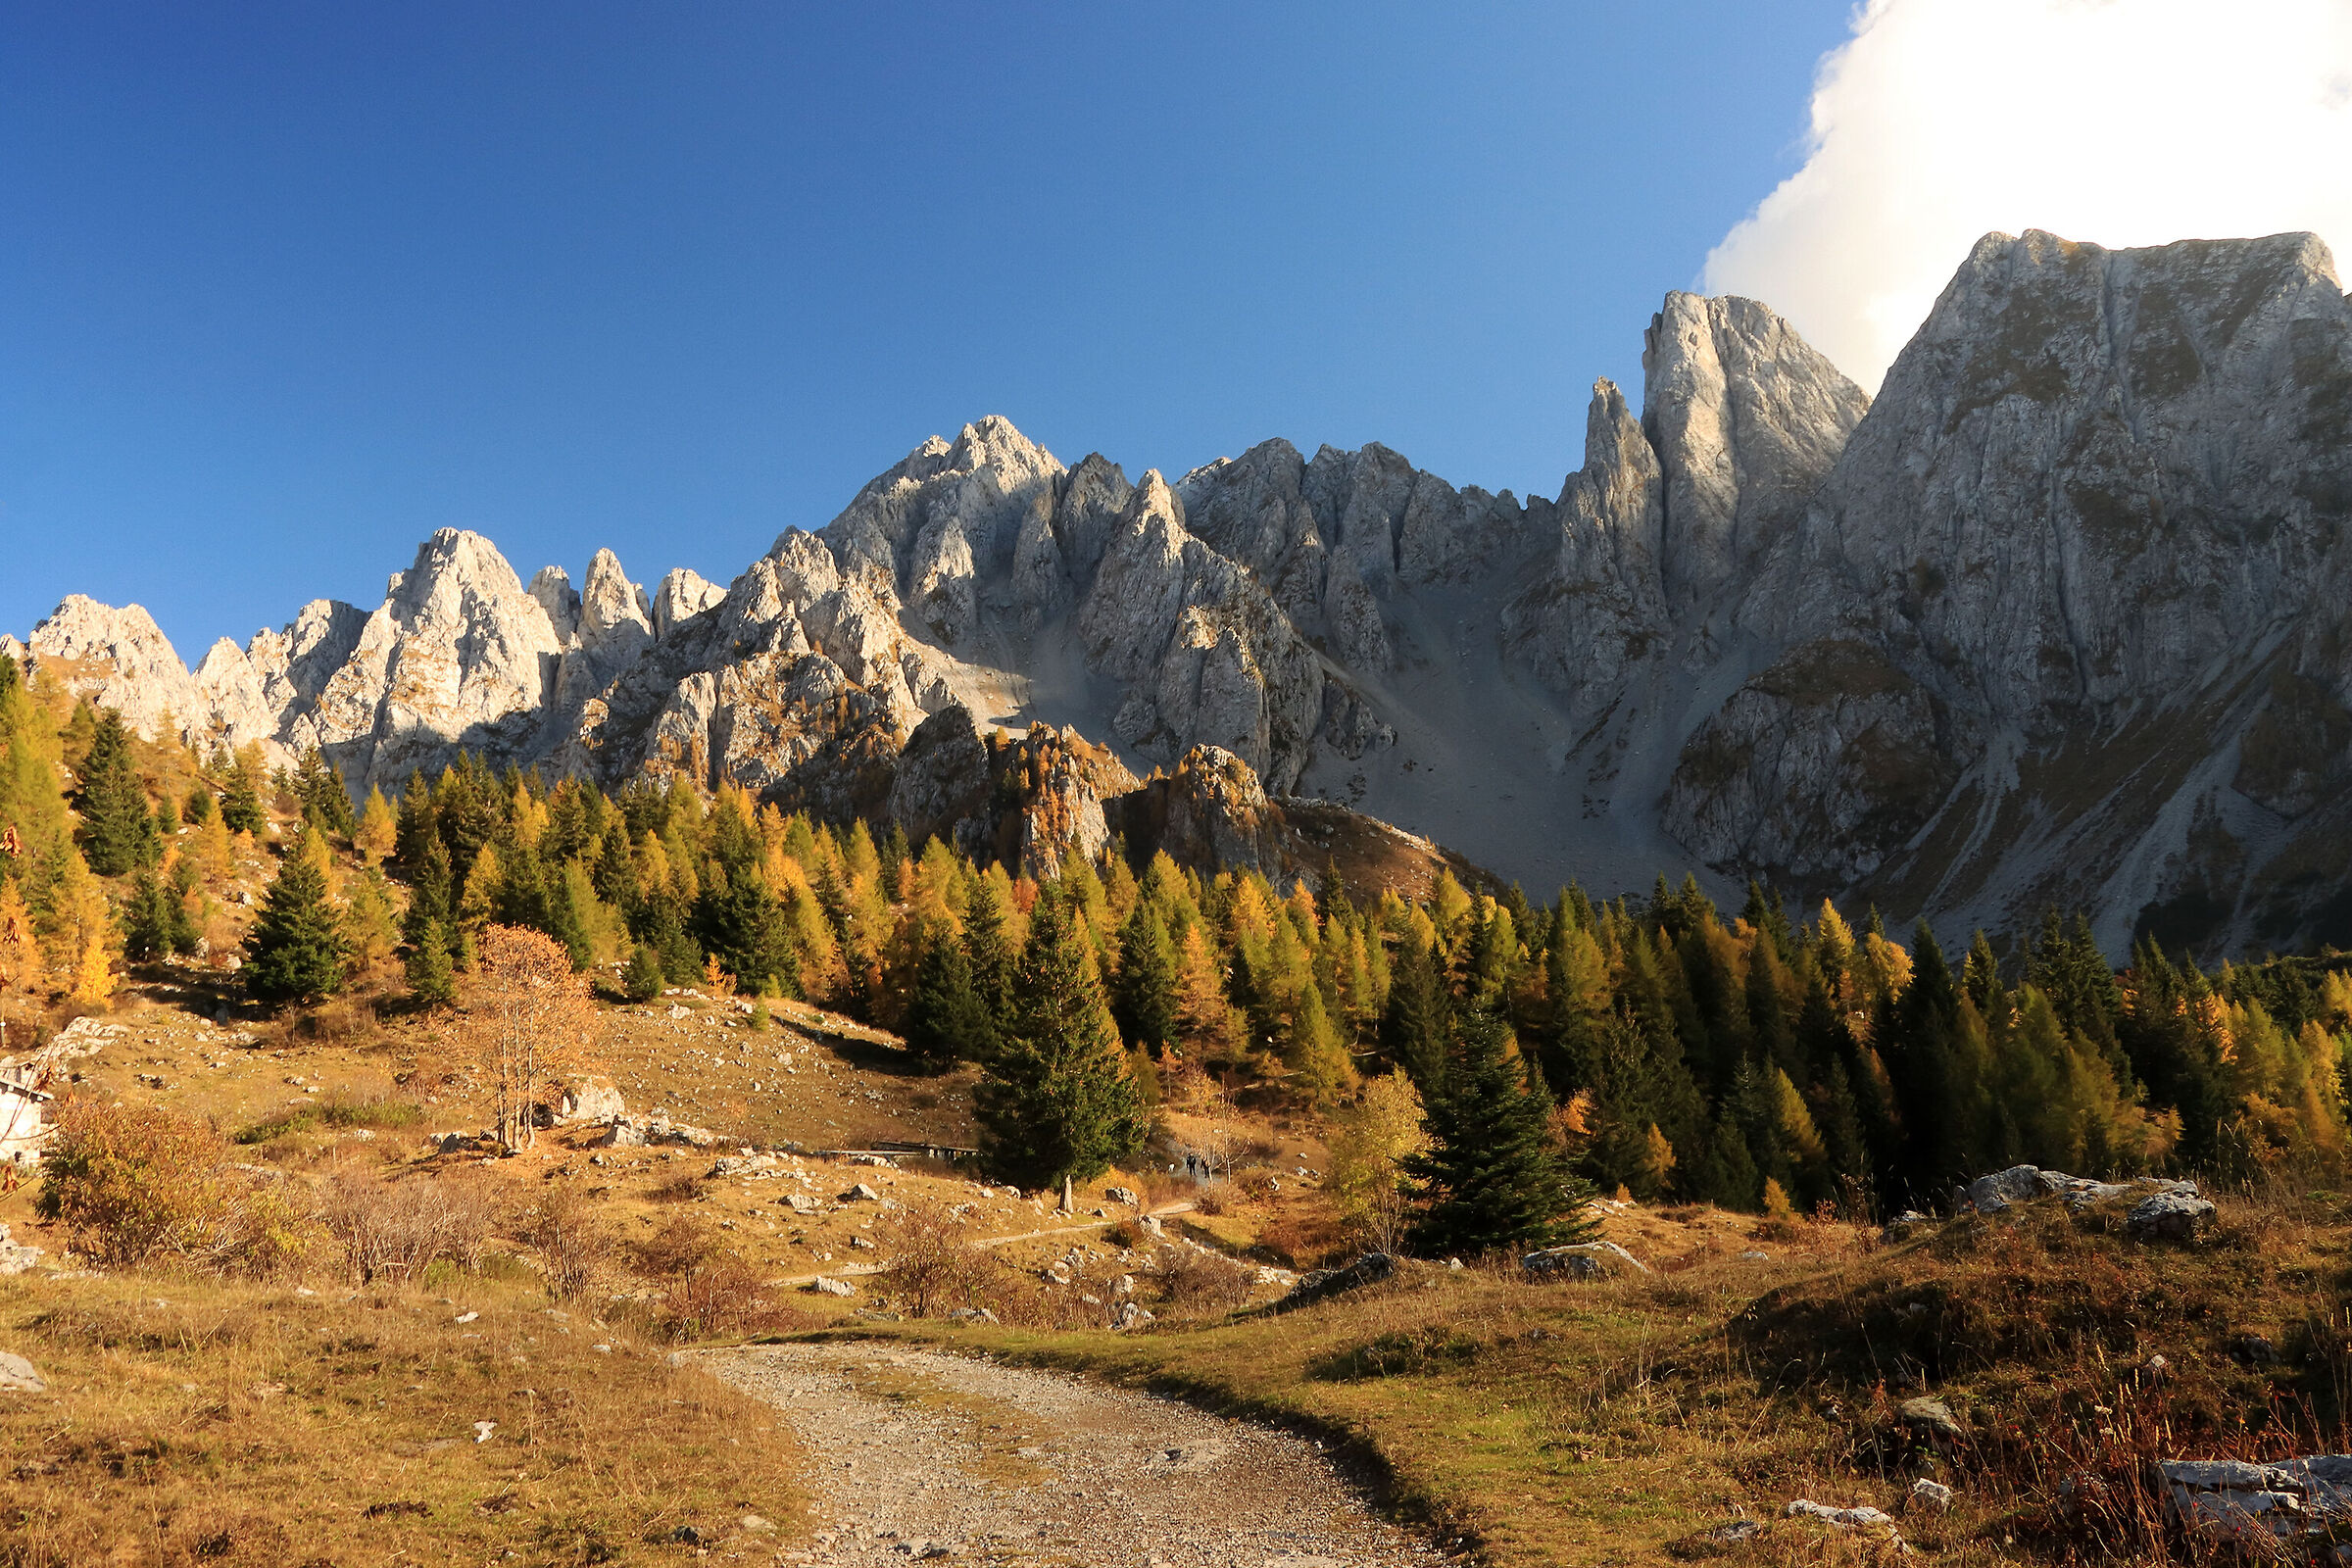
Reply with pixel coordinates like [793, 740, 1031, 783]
[974, 895, 1146, 1191]
[1405, 1007, 1596, 1258]
[904, 918, 999, 1068]
[74, 710, 153, 876]
[244, 837, 348, 1004]
[293, 747, 356, 837]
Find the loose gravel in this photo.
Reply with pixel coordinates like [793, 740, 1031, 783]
[703, 1343, 1443, 1568]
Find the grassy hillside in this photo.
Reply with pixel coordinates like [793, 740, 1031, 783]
[850, 1185, 2352, 1566]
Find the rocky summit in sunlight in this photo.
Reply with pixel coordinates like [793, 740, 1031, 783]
[17, 228, 2352, 954]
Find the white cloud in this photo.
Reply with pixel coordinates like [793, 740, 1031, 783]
[1703, 0, 2352, 390]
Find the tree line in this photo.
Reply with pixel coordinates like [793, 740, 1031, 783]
[7, 652, 2351, 1227]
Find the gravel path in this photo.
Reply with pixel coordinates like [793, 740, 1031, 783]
[702, 1343, 1443, 1568]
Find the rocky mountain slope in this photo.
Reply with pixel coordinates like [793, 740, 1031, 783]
[13, 229, 2351, 955]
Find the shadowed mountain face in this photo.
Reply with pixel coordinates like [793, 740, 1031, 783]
[15, 229, 2352, 956]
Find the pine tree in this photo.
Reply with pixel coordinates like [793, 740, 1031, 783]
[974, 897, 1147, 1191]
[1404, 1008, 1595, 1257]
[904, 920, 998, 1068]
[74, 710, 152, 875]
[120, 869, 175, 961]
[621, 938, 666, 1003]
[1110, 903, 1180, 1055]
[243, 831, 347, 1004]
[406, 916, 456, 1004]
[219, 748, 266, 836]
[293, 747, 356, 837]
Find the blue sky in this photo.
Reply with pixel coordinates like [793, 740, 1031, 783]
[2, 2, 1858, 658]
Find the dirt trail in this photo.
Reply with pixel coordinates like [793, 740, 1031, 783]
[702, 1343, 1440, 1568]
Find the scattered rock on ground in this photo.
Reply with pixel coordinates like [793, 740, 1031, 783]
[1908, 1478, 1954, 1513]
[1899, 1396, 1965, 1440]
[1967, 1164, 2065, 1212]
[0, 1223, 43, 1277]
[2129, 1192, 2218, 1244]
[0, 1350, 46, 1394]
[1522, 1240, 1650, 1278]
[2158, 1455, 2352, 1551]
[1277, 1251, 1396, 1312]
[1785, 1499, 1897, 1530]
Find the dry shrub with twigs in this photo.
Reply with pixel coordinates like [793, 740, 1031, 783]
[1158, 1249, 1259, 1314]
[462, 924, 600, 1151]
[625, 1213, 814, 1339]
[877, 1204, 997, 1317]
[515, 1184, 612, 1302]
[322, 1168, 500, 1285]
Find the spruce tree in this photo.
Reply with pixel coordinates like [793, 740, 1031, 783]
[621, 938, 666, 1002]
[1881, 922, 1969, 1200]
[1110, 903, 1180, 1055]
[406, 916, 456, 1004]
[243, 835, 347, 1004]
[1380, 933, 1453, 1093]
[963, 873, 1015, 1023]
[694, 872, 789, 993]
[74, 710, 152, 875]
[1404, 1008, 1595, 1256]
[219, 749, 266, 835]
[974, 897, 1147, 1190]
[292, 747, 355, 837]
[903, 920, 998, 1068]
[165, 856, 202, 955]
[120, 869, 174, 961]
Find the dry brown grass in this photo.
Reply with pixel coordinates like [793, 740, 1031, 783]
[0, 1269, 805, 1566]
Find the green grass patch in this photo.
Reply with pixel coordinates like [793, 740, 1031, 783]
[233, 1094, 423, 1145]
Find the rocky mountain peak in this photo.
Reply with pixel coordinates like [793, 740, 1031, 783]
[527, 566, 582, 644]
[822, 416, 1064, 650]
[26, 595, 198, 742]
[22, 231, 2351, 954]
[1642, 291, 1869, 605]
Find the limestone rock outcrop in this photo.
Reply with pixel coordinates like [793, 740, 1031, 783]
[26, 597, 202, 744]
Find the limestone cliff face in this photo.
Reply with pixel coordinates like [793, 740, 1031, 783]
[20, 229, 2352, 951]
[1663, 231, 2352, 951]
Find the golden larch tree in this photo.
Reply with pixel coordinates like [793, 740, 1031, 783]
[465, 924, 599, 1151]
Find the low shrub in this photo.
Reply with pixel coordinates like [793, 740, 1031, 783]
[624, 1213, 817, 1339]
[37, 1100, 266, 1269]
[516, 1185, 612, 1302]
[322, 1169, 500, 1285]
[1158, 1250, 1257, 1314]
[877, 1206, 996, 1317]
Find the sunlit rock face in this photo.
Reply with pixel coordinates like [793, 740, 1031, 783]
[21, 230, 2352, 953]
